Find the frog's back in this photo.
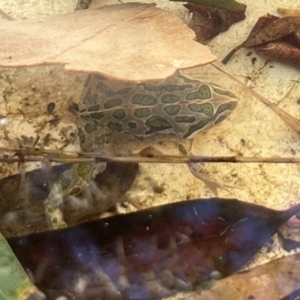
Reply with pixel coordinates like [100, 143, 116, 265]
[77, 73, 238, 141]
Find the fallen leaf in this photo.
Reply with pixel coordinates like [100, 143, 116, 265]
[171, 0, 245, 12]
[278, 214, 300, 251]
[255, 41, 300, 70]
[280, 287, 300, 300]
[193, 253, 300, 300]
[184, 2, 246, 44]
[222, 14, 300, 68]
[0, 162, 138, 237]
[6, 198, 300, 299]
[0, 231, 44, 300]
[0, 3, 216, 82]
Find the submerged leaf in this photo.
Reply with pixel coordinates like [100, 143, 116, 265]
[255, 41, 300, 70]
[0, 232, 44, 300]
[6, 198, 300, 299]
[0, 3, 216, 82]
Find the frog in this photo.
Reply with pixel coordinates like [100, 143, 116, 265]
[44, 72, 238, 229]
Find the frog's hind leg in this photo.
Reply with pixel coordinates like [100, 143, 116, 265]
[44, 161, 103, 229]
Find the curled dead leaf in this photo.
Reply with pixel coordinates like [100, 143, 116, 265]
[255, 41, 300, 70]
[184, 2, 246, 44]
[222, 14, 300, 69]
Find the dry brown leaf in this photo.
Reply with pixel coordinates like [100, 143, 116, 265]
[193, 254, 300, 300]
[184, 2, 246, 44]
[0, 3, 216, 82]
[256, 41, 300, 70]
[222, 14, 300, 67]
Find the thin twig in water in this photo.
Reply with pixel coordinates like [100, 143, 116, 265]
[1, 147, 300, 164]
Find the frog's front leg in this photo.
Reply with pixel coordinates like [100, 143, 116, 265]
[187, 163, 239, 196]
[44, 161, 104, 229]
[179, 142, 240, 196]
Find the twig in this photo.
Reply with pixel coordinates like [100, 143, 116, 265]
[1, 147, 300, 164]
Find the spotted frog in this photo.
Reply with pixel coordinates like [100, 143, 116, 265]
[45, 72, 238, 228]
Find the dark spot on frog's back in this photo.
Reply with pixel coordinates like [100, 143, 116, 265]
[161, 94, 180, 103]
[128, 121, 137, 129]
[134, 108, 151, 118]
[175, 116, 196, 123]
[131, 94, 157, 106]
[104, 98, 123, 109]
[90, 112, 105, 120]
[186, 85, 212, 100]
[107, 121, 123, 133]
[87, 104, 100, 112]
[216, 101, 238, 114]
[112, 109, 126, 120]
[163, 105, 181, 116]
[145, 116, 172, 132]
[188, 102, 214, 116]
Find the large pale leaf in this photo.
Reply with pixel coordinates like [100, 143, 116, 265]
[0, 3, 216, 82]
[0, 232, 43, 300]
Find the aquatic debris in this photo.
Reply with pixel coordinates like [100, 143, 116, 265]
[6, 198, 300, 299]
